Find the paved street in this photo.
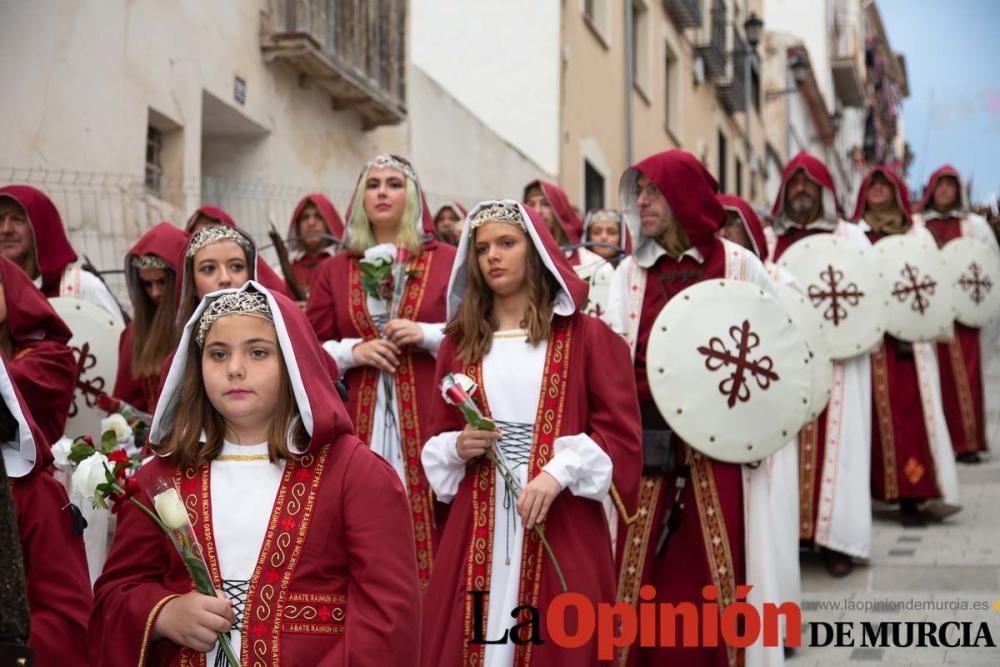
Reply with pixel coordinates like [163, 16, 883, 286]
[788, 457, 1000, 666]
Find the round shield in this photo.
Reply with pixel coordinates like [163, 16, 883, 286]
[778, 234, 885, 358]
[647, 280, 812, 463]
[871, 234, 955, 341]
[941, 237, 1000, 327]
[774, 282, 833, 420]
[575, 258, 615, 319]
[48, 297, 125, 441]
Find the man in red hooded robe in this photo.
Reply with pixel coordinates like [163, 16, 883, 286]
[765, 152, 873, 578]
[605, 150, 779, 667]
[915, 165, 1000, 462]
[2, 353, 92, 666]
[287, 194, 344, 298]
[0, 184, 124, 325]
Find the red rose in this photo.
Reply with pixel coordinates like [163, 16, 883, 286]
[107, 450, 129, 465]
[110, 478, 140, 514]
[445, 384, 470, 406]
[81, 435, 94, 447]
[96, 394, 117, 413]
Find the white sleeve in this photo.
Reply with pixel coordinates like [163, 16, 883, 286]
[604, 259, 632, 336]
[416, 322, 446, 357]
[322, 338, 362, 374]
[541, 434, 612, 501]
[79, 270, 125, 326]
[420, 431, 466, 503]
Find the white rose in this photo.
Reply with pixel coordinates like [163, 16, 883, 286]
[51, 436, 75, 471]
[363, 243, 396, 266]
[101, 414, 133, 444]
[70, 452, 109, 502]
[153, 487, 190, 530]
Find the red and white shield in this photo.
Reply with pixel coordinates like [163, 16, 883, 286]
[646, 280, 811, 463]
[941, 237, 1000, 327]
[871, 234, 955, 342]
[774, 282, 833, 421]
[778, 234, 885, 359]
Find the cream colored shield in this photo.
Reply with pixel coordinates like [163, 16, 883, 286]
[647, 280, 811, 463]
[774, 282, 833, 420]
[575, 257, 615, 319]
[778, 234, 885, 358]
[872, 234, 955, 341]
[48, 297, 125, 441]
[941, 237, 1000, 327]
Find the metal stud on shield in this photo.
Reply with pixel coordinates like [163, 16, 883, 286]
[646, 280, 812, 464]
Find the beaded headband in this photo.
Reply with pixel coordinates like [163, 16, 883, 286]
[365, 154, 418, 182]
[195, 290, 274, 347]
[130, 254, 169, 271]
[186, 226, 252, 259]
[469, 201, 528, 231]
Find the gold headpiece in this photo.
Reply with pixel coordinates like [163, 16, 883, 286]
[130, 254, 169, 271]
[186, 226, 252, 259]
[365, 154, 418, 182]
[195, 290, 273, 346]
[469, 201, 527, 230]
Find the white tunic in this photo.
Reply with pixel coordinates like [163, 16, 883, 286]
[421, 331, 613, 667]
[206, 441, 284, 665]
[322, 293, 444, 485]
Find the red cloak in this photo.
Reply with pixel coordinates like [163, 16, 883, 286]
[90, 283, 421, 666]
[853, 167, 941, 499]
[2, 355, 92, 666]
[523, 179, 587, 265]
[287, 193, 345, 294]
[0, 184, 78, 297]
[113, 222, 189, 414]
[0, 256, 76, 445]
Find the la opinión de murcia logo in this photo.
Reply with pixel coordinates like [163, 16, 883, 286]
[465, 586, 997, 657]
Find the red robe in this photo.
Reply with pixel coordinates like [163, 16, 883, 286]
[90, 283, 421, 667]
[306, 242, 456, 587]
[112, 324, 158, 413]
[288, 194, 344, 297]
[0, 256, 76, 445]
[2, 354, 91, 666]
[421, 313, 641, 667]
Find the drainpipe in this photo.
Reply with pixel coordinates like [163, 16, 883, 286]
[625, 0, 634, 167]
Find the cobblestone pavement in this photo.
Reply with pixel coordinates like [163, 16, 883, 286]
[787, 456, 1000, 666]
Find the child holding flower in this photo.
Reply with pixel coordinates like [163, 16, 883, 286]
[419, 201, 642, 666]
[90, 282, 421, 666]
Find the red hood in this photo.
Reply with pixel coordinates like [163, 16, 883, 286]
[125, 222, 189, 303]
[770, 151, 842, 223]
[917, 164, 966, 214]
[434, 201, 468, 220]
[287, 193, 345, 244]
[851, 166, 912, 226]
[0, 255, 72, 348]
[523, 180, 583, 245]
[718, 194, 768, 262]
[0, 354, 53, 477]
[0, 185, 77, 291]
[184, 205, 236, 232]
[620, 149, 723, 261]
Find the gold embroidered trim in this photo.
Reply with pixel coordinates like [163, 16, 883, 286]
[138, 594, 180, 667]
[215, 454, 271, 462]
[609, 482, 637, 525]
[947, 339, 979, 452]
[615, 475, 662, 667]
[871, 346, 899, 499]
[493, 330, 528, 340]
[904, 457, 926, 486]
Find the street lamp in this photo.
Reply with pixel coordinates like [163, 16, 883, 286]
[744, 12, 763, 49]
[765, 54, 809, 100]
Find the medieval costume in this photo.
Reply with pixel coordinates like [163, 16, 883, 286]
[523, 179, 599, 268]
[606, 150, 779, 667]
[2, 355, 92, 666]
[420, 200, 642, 666]
[113, 222, 188, 414]
[306, 154, 456, 589]
[853, 167, 960, 521]
[287, 194, 344, 297]
[765, 152, 873, 576]
[914, 165, 1000, 459]
[89, 282, 421, 666]
[433, 200, 467, 246]
[0, 256, 77, 446]
[0, 184, 124, 325]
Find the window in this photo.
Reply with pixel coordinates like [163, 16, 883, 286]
[145, 125, 163, 196]
[717, 130, 728, 194]
[583, 0, 610, 45]
[585, 160, 605, 212]
[735, 157, 743, 197]
[584, 0, 595, 21]
[632, 0, 649, 97]
[664, 41, 678, 130]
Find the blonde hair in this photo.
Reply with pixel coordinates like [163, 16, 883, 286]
[346, 170, 422, 255]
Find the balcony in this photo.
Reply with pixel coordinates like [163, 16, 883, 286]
[694, 0, 726, 80]
[663, 0, 702, 29]
[716, 30, 748, 114]
[832, 54, 866, 107]
[261, 0, 407, 130]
